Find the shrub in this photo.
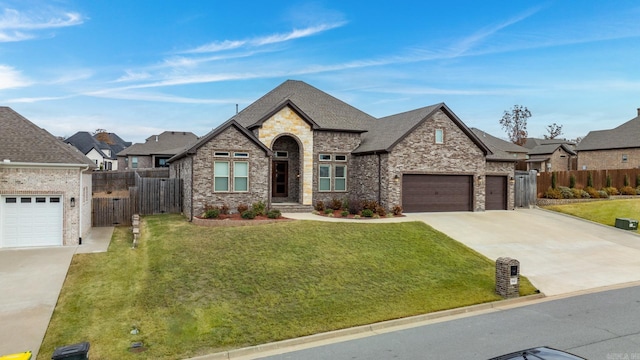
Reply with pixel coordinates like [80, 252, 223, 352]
[585, 186, 600, 198]
[587, 172, 594, 188]
[324, 208, 333, 214]
[569, 175, 576, 189]
[219, 203, 230, 215]
[354, 215, 361, 219]
[372, 214, 380, 219]
[620, 186, 636, 195]
[362, 209, 374, 217]
[252, 201, 266, 216]
[392, 205, 403, 216]
[636, 174, 640, 187]
[624, 174, 631, 187]
[602, 187, 619, 196]
[606, 175, 612, 188]
[341, 210, 349, 217]
[329, 198, 343, 210]
[551, 172, 557, 189]
[375, 205, 387, 217]
[314, 200, 325, 212]
[558, 186, 574, 199]
[241, 210, 256, 219]
[571, 188, 583, 199]
[579, 189, 590, 199]
[598, 190, 609, 198]
[348, 198, 363, 214]
[637, 187, 640, 195]
[267, 209, 281, 219]
[543, 187, 562, 199]
[327, 213, 334, 217]
[203, 208, 220, 219]
[362, 199, 379, 211]
[237, 203, 249, 214]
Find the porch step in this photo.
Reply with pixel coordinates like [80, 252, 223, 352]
[270, 203, 314, 213]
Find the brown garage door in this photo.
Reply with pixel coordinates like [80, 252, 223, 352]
[402, 174, 472, 212]
[486, 176, 507, 210]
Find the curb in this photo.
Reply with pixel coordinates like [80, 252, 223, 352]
[185, 293, 546, 360]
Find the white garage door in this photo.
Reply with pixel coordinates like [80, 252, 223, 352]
[1, 195, 63, 248]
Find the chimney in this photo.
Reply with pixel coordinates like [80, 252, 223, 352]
[637, 108, 640, 117]
[155, 135, 158, 142]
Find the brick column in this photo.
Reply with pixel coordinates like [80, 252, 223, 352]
[496, 257, 520, 298]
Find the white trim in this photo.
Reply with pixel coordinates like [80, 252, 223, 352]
[0, 162, 91, 169]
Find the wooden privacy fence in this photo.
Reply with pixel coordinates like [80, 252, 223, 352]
[537, 169, 640, 196]
[92, 172, 181, 226]
[93, 168, 169, 193]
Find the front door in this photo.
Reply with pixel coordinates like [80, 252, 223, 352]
[272, 161, 288, 197]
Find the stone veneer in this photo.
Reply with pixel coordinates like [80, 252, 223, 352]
[486, 160, 516, 210]
[171, 126, 270, 219]
[313, 131, 362, 205]
[258, 107, 314, 205]
[0, 166, 92, 245]
[386, 110, 487, 211]
[578, 148, 640, 170]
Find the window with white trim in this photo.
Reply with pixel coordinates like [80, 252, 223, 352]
[335, 165, 347, 191]
[234, 152, 249, 158]
[319, 154, 332, 161]
[335, 154, 347, 162]
[622, 154, 628, 162]
[214, 152, 230, 157]
[435, 129, 444, 144]
[214, 161, 229, 191]
[275, 151, 288, 158]
[131, 156, 138, 168]
[233, 161, 249, 192]
[319, 164, 331, 191]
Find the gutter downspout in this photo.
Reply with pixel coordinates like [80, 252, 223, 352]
[190, 157, 194, 221]
[377, 152, 382, 205]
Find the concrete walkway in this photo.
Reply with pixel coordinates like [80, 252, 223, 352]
[0, 227, 113, 358]
[285, 209, 640, 296]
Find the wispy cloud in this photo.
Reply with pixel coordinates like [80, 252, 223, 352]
[5, 94, 75, 103]
[86, 90, 241, 104]
[0, 64, 31, 89]
[180, 22, 346, 54]
[0, 8, 84, 42]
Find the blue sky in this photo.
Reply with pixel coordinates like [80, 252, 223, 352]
[1, 1, 639, 144]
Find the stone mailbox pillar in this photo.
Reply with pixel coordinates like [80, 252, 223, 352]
[496, 257, 519, 299]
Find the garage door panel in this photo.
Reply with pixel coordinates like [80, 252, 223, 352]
[402, 175, 472, 212]
[486, 176, 507, 210]
[1, 196, 63, 248]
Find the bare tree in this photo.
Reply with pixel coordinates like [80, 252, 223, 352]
[500, 105, 531, 146]
[544, 123, 563, 139]
[93, 129, 114, 144]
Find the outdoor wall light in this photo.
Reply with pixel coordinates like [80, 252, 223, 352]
[477, 175, 483, 185]
[70, 197, 76, 207]
[509, 176, 515, 184]
[394, 175, 400, 183]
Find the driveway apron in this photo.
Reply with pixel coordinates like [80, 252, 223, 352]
[407, 209, 640, 296]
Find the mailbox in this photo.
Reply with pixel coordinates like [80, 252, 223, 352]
[496, 257, 519, 299]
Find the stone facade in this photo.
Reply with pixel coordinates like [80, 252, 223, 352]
[0, 166, 92, 245]
[486, 160, 516, 210]
[271, 136, 301, 203]
[578, 148, 640, 170]
[172, 126, 270, 219]
[312, 131, 362, 206]
[387, 110, 487, 211]
[351, 153, 386, 205]
[258, 107, 314, 205]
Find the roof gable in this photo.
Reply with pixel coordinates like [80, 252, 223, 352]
[169, 120, 271, 162]
[471, 128, 528, 161]
[577, 115, 640, 151]
[0, 107, 95, 167]
[118, 131, 198, 156]
[233, 80, 376, 131]
[354, 103, 490, 155]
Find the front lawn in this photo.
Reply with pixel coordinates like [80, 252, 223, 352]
[39, 214, 537, 360]
[543, 198, 640, 233]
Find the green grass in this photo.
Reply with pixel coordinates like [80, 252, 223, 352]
[39, 214, 537, 360]
[543, 198, 640, 233]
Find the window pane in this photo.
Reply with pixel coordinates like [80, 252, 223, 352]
[215, 162, 229, 176]
[435, 129, 444, 143]
[319, 178, 331, 191]
[234, 162, 248, 176]
[319, 165, 330, 178]
[335, 166, 345, 178]
[335, 178, 346, 191]
[214, 178, 229, 191]
[234, 178, 248, 192]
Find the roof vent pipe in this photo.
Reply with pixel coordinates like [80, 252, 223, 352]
[236, 104, 239, 115]
[637, 108, 640, 117]
[155, 135, 158, 142]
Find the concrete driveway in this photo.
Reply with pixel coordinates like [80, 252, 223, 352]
[406, 209, 640, 296]
[0, 227, 113, 358]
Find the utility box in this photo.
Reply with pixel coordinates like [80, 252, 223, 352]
[51, 342, 89, 360]
[496, 257, 519, 299]
[615, 218, 638, 231]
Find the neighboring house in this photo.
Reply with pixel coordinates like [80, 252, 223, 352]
[471, 128, 529, 210]
[169, 80, 518, 219]
[117, 131, 198, 170]
[576, 109, 640, 170]
[64, 131, 131, 170]
[522, 138, 576, 172]
[0, 107, 95, 248]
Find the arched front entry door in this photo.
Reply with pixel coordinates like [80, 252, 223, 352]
[271, 135, 301, 203]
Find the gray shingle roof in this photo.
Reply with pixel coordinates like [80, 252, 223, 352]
[0, 107, 95, 167]
[64, 131, 129, 160]
[233, 80, 376, 131]
[527, 143, 576, 156]
[577, 115, 640, 151]
[471, 128, 528, 161]
[117, 131, 198, 156]
[523, 137, 576, 149]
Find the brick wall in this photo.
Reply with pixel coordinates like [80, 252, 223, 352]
[0, 166, 90, 245]
[388, 110, 487, 211]
[578, 148, 640, 170]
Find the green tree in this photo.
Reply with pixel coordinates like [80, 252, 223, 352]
[500, 105, 531, 146]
